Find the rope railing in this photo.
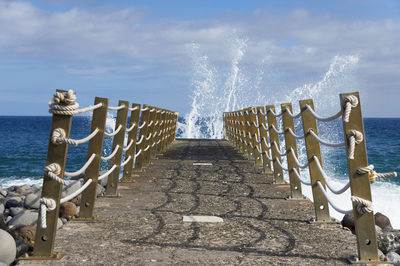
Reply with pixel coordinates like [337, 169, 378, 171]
[30, 90, 179, 260]
[223, 91, 397, 263]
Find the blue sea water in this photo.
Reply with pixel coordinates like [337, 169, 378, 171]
[0, 116, 399, 225]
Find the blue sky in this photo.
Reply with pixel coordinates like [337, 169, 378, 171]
[0, 0, 400, 116]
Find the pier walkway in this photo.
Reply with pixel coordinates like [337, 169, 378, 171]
[20, 139, 357, 265]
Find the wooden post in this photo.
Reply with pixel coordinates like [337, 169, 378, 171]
[152, 108, 162, 155]
[143, 106, 157, 166]
[78, 97, 108, 220]
[250, 107, 262, 167]
[266, 105, 285, 184]
[135, 105, 150, 170]
[244, 108, 253, 160]
[257, 106, 272, 172]
[105, 100, 129, 197]
[120, 103, 141, 182]
[340, 92, 380, 263]
[159, 109, 168, 153]
[281, 103, 303, 199]
[33, 90, 73, 259]
[299, 99, 331, 222]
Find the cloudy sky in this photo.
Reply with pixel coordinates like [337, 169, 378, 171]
[0, 0, 399, 117]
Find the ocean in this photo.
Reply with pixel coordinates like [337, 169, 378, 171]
[0, 115, 399, 227]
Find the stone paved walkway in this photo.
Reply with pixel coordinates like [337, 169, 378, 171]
[19, 139, 357, 265]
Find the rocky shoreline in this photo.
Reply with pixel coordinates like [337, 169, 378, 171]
[0, 174, 106, 265]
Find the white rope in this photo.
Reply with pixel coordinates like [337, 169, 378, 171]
[286, 109, 302, 119]
[292, 168, 311, 186]
[64, 153, 96, 177]
[273, 141, 287, 156]
[126, 123, 136, 132]
[253, 121, 259, 128]
[309, 130, 345, 147]
[142, 107, 149, 111]
[356, 165, 398, 183]
[44, 163, 68, 185]
[101, 145, 119, 161]
[48, 90, 79, 115]
[251, 108, 258, 115]
[159, 121, 164, 126]
[73, 103, 103, 115]
[290, 148, 310, 169]
[98, 165, 117, 181]
[108, 105, 125, 111]
[347, 130, 363, 159]
[269, 109, 283, 117]
[148, 120, 154, 127]
[134, 149, 143, 158]
[104, 124, 122, 137]
[129, 106, 139, 111]
[259, 108, 266, 116]
[51, 128, 99, 146]
[39, 198, 56, 228]
[150, 108, 156, 112]
[351, 195, 373, 214]
[343, 95, 359, 123]
[313, 156, 350, 194]
[263, 137, 272, 149]
[305, 105, 342, 122]
[138, 121, 146, 129]
[146, 133, 152, 140]
[271, 124, 285, 135]
[123, 139, 134, 152]
[316, 181, 353, 214]
[144, 145, 151, 151]
[276, 158, 289, 171]
[261, 122, 268, 131]
[264, 150, 273, 161]
[288, 128, 305, 139]
[60, 179, 92, 204]
[121, 156, 132, 167]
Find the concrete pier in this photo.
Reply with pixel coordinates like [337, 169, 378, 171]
[19, 139, 357, 265]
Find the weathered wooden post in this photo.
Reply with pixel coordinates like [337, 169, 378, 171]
[78, 97, 108, 220]
[244, 108, 253, 160]
[105, 100, 129, 197]
[340, 92, 380, 263]
[281, 103, 303, 199]
[256, 106, 272, 172]
[32, 90, 74, 259]
[143, 106, 157, 166]
[135, 105, 150, 171]
[120, 103, 141, 182]
[250, 107, 262, 167]
[266, 105, 285, 184]
[152, 108, 162, 155]
[160, 110, 169, 153]
[299, 99, 331, 222]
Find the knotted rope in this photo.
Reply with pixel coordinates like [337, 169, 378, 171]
[347, 130, 363, 159]
[51, 128, 99, 146]
[357, 165, 398, 183]
[49, 90, 79, 115]
[40, 198, 56, 228]
[44, 163, 68, 185]
[351, 196, 373, 214]
[343, 95, 359, 123]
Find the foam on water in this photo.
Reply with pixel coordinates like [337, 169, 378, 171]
[180, 36, 400, 228]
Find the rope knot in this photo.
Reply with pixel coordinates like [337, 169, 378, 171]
[343, 95, 359, 122]
[347, 130, 363, 160]
[40, 197, 56, 228]
[51, 128, 78, 146]
[357, 164, 398, 183]
[351, 196, 373, 214]
[44, 163, 68, 185]
[49, 90, 79, 115]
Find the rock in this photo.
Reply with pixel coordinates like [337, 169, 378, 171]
[98, 170, 108, 187]
[61, 180, 82, 205]
[0, 203, 4, 214]
[71, 173, 85, 181]
[387, 251, 400, 264]
[24, 193, 41, 209]
[375, 212, 392, 230]
[60, 217, 68, 224]
[0, 215, 7, 230]
[5, 198, 23, 208]
[376, 225, 382, 236]
[15, 185, 31, 195]
[17, 225, 36, 249]
[15, 238, 28, 258]
[0, 229, 16, 265]
[378, 248, 385, 261]
[341, 213, 355, 234]
[7, 210, 38, 228]
[6, 191, 21, 198]
[57, 218, 63, 229]
[96, 183, 105, 197]
[9, 207, 24, 217]
[0, 189, 7, 198]
[59, 202, 77, 219]
[377, 228, 400, 254]
[5, 216, 12, 224]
